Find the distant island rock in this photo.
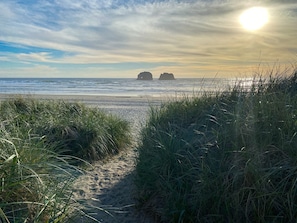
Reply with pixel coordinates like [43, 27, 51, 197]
[137, 71, 153, 80]
[159, 72, 175, 80]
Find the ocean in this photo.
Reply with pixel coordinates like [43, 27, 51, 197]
[0, 78, 250, 97]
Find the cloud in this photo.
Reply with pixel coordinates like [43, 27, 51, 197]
[1, 1, 243, 49]
[16, 52, 54, 62]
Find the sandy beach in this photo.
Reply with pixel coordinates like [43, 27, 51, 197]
[0, 94, 163, 222]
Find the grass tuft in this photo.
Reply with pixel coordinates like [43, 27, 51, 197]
[0, 98, 131, 162]
[135, 69, 297, 222]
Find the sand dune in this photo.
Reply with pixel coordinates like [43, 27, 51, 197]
[0, 94, 163, 222]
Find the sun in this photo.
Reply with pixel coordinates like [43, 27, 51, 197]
[240, 7, 269, 31]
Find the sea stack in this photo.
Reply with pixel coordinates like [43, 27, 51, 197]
[159, 72, 175, 80]
[137, 71, 153, 80]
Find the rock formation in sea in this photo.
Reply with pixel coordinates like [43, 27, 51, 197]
[137, 71, 153, 80]
[159, 72, 175, 80]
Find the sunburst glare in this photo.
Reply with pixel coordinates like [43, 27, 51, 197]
[240, 7, 269, 31]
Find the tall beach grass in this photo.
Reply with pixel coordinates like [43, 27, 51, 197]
[135, 70, 297, 222]
[0, 130, 78, 222]
[0, 97, 131, 222]
[0, 97, 131, 162]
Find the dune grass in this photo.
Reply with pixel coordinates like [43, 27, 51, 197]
[135, 70, 297, 222]
[0, 131, 78, 222]
[0, 97, 131, 222]
[0, 98, 131, 162]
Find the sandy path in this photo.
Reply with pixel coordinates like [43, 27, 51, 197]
[66, 95, 161, 223]
[72, 147, 154, 223]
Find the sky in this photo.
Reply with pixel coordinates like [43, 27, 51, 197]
[0, 0, 296, 78]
